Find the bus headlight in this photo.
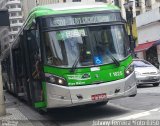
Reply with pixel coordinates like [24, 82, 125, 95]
[45, 74, 67, 86]
[125, 64, 134, 77]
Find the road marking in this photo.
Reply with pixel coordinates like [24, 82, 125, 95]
[117, 107, 160, 120]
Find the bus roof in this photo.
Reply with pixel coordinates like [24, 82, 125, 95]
[28, 2, 120, 19]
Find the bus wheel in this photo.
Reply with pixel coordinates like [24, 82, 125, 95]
[36, 108, 47, 115]
[96, 101, 108, 106]
[129, 94, 137, 97]
[2, 78, 8, 91]
[153, 83, 159, 87]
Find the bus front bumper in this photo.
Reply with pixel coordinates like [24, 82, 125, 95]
[45, 72, 137, 108]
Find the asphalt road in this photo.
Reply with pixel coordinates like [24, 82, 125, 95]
[5, 84, 160, 126]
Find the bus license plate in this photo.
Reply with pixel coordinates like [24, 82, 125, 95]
[91, 93, 107, 101]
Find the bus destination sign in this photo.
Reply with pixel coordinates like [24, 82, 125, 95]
[43, 13, 121, 27]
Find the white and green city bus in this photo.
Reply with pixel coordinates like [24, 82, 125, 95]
[1, 2, 137, 109]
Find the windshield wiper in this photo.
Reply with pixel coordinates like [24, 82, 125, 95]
[106, 49, 120, 66]
[70, 56, 80, 73]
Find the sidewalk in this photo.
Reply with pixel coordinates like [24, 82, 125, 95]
[0, 92, 47, 126]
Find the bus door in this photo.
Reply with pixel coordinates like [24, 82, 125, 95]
[25, 29, 44, 105]
[12, 46, 22, 96]
[11, 35, 31, 101]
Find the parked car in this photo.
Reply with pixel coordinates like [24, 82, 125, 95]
[133, 59, 160, 87]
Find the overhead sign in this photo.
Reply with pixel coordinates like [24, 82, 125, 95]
[0, 10, 10, 26]
[56, 29, 86, 40]
[43, 13, 121, 27]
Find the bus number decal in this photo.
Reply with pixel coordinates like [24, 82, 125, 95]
[109, 71, 123, 77]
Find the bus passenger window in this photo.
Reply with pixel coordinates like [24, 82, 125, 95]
[44, 28, 93, 67]
[79, 40, 92, 66]
[44, 32, 63, 66]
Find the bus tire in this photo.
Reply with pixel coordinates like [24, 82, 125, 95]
[36, 108, 47, 115]
[96, 101, 108, 106]
[153, 83, 159, 87]
[2, 77, 7, 90]
[129, 94, 137, 97]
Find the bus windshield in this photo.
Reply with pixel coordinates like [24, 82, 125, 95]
[44, 25, 130, 67]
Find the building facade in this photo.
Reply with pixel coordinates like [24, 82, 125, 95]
[21, 0, 159, 23]
[0, 0, 23, 52]
[113, 0, 160, 68]
[135, 6, 160, 68]
[22, 0, 64, 20]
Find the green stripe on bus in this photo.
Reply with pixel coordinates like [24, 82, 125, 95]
[30, 4, 120, 18]
[34, 82, 47, 108]
[43, 55, 133, 86]
[25, 4, 120, 29]
[34, 101, 46, 108]
[43, 55, 132, 75]
[42, 82, 47, 107]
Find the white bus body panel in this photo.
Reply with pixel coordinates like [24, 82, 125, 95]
[46, 72, 137, 108]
